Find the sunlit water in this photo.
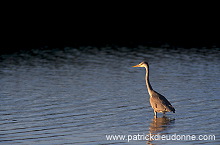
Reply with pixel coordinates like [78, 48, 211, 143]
[0, 47, 220, 145]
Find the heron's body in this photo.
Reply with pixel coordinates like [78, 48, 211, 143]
[149, 90, 175, 114]
[133, 62, 175, 118]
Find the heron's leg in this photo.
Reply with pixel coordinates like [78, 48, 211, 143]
[154, 111, 157, 118]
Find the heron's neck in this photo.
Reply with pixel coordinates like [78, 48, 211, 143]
[145, 65, 153, 94]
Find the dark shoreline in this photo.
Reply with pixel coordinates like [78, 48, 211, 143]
[0, 39, 219, 54]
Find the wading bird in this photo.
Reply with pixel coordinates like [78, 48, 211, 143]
[133, 62, 175, 118]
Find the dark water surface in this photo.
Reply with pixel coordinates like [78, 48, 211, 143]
[0, 47, 220, 145]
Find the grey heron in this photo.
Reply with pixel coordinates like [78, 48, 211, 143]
[133, 61, 175, 118]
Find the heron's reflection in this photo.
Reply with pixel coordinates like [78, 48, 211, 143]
[147, 116, 175, 145]
[149, 116, 174, 133]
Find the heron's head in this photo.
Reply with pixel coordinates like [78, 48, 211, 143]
[132, 61, 148, 67]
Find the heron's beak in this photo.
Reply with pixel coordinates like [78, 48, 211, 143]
[132, 64, 140, 67]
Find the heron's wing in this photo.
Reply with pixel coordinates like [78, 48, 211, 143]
[151, 91, 175, 113]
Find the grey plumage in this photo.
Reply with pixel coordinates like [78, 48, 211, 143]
[150, 90, 175, 113]
[133, 61, 175, 118]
